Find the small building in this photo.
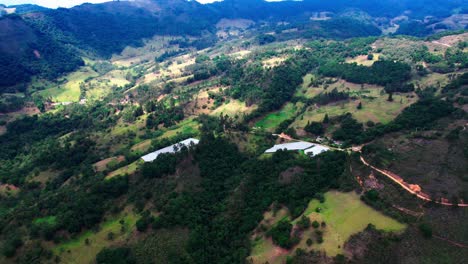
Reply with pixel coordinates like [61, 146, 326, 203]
[141, 138, 200, 162]
[304, 145, 330, 157]
[265, 141, 315, 153]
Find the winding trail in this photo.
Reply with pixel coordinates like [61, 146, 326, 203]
[359, 155, 468, 207]
[272, 134, 468, 207]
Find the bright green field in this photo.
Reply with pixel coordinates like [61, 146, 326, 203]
[54, 210, 138, 264]
[293, 82, 416, 129]
[255, 103, 297, 131]
[159, 117, 199, 139]
[37, 67, 99, 102]
[249, 191, 406, 264]
[106, 160, 142, 179]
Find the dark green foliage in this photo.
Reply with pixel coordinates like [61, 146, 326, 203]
[136, 211, 154, 232]
[297, 215, 311, 229]
[312, 220, 320, 229]
[314, 88, 349, 105]
[1, 235, 22, 258]
[96, 247, 136, 264]
[419, 223, 433, 238]
[388, 99, 454, 131]
[0, 16, 83, 91]
[146, 105, 184, 129]
[305, 121, 324, 135]
[319, 60, 411, 87]
[258, 34, 276, 45]
[396, 21, 432, 37]
[332, 114, 364, 142]
[141, 154, 178, 179]
[267, 220, 295, 248]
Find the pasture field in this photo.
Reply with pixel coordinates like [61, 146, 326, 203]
[106, 160, 142, 179]
[345, 53, 381, 66]
[37, 67, 99, 102]
[293, 81, 416, 128]
[211, 99, 256, 117]
[255, 103, 298, 131]
[109, 115, 148, 138]
[53, 209, 138, 264]
[249, 191, 406, 264]
[294, 73, 323, 99]
[159, 117, 199, 139]
[131, 139, 153, 153]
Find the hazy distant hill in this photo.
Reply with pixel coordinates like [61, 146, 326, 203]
[0, 0, 466, 91]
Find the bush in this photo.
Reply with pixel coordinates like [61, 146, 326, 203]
[419, 223, 433, 238]
[96, 247, 136, 264]
[312, 220, 320, 229]
[267, 220, 295, 249]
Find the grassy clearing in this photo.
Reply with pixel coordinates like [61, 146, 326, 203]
[159, 118, 199, 139]
[131, 139, 152, 153]
[93, 156, 125, 172]
[255, 103, 297, 131]
[249, 191, 406, 264]
[109, 115, 148, 138]
[293, 81, 416, 128]
[294, 73, 323, 99]
[86, 70, 130, 99]
[211, 99, 256, 117]
[262, 56, 288, 68]
[27, 170, 59, 185]
[37, 67, 99, 102]
[53, 209, 138, 264]
[106, 160, 142, 179]
[345, 53, 381, 66]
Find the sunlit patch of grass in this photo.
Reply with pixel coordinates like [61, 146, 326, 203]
[249, 191, 406, 263]
[37, 67, 99, 102]
[53, 209, 138, 264]
[255, 103, 297, 131]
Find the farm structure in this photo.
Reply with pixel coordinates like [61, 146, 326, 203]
[304, 145, 330, 156]
[265, 141, 330, 157]
[141, 138, 200, 162]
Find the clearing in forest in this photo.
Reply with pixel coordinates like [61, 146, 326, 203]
[255, 103, 298, 131]
[249, 191, 406, 264]
[53, 209, 138, 264]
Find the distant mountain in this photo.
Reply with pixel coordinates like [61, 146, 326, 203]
[0, 15, 83, 92]
[8, 4, 48, 14]
[0, 0, 466, 91]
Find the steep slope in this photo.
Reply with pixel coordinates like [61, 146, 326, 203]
[0, 15, 83, 92]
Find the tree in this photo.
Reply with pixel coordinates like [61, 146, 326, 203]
[305, 121, 324, 135]
[419, 223, 433, 238]
[96, 247, 136, 264]
[367, 54, 374, 60]
[297, 216, 311, 229]
[323, 114, 329, 124]
[357, 102, 362, 110]
[387, 93, 394, 102]
[312, 221, 320, 229]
